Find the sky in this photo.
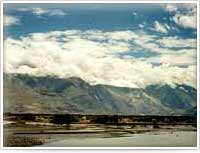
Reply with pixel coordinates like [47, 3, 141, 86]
[3, 3, 197, 88]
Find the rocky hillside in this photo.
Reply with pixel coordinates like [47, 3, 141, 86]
[3, 73, 197, 116]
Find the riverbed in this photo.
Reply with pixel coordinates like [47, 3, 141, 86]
[4, 123, 197, 147]
[40, 131, 197, 147]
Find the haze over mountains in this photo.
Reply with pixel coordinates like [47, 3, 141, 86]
[4, 73, 197, 116]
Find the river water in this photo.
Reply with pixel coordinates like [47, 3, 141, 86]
[40, 131, 197, 147]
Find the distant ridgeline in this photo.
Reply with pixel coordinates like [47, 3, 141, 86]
[3, 73, 197, 116]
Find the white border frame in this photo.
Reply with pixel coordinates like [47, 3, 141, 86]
[0, 0, 199, 150]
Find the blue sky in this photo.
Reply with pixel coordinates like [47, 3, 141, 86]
[3, 3, 197, 88]
[4, 3, 196, 38]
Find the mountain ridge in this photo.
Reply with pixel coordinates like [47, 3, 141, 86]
[3, 73, 197, 116]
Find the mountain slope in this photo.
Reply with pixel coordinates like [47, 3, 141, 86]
[3, 73, 197, 115]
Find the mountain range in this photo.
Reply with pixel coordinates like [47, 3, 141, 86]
[3, 73, 197, 116]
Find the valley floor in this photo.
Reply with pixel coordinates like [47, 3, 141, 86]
[3, 123, 197, 147]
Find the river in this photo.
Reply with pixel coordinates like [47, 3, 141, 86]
[40, 131, 197, 147]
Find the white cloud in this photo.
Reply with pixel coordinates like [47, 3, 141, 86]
[32, 8, 48, 16]
[17, 7, 67, 16]
[105, 31, 138, 41]
[153, 21, 168, 34]
[164, 4, 197, 29]
[49, 9, 67, 16]
[165, 4, 178, 12]
[164, 3, 196, 13]
[4, 15, 19, 26]
[4, 30, 197, 88]
[156, 37, 196, 48]
[173, 14, 196, 29]
[147, 49, 196, 66]
[132, 12, 137, 16]
[138, 24, 144, 28]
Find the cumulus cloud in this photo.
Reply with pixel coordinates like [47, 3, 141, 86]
[4, 30, 197, 88]
[17, 7, 67, 16]
[4, 15, 19, 26]
[164, 3, 197, 29]
[153, 21, 168, 33]
[173, 14, 196, 29]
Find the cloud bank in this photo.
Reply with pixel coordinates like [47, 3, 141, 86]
[4, 30, 197, 88]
